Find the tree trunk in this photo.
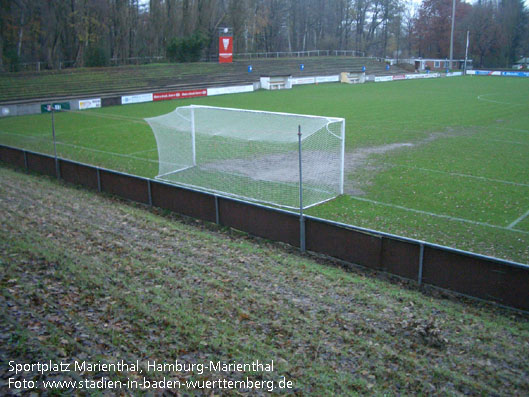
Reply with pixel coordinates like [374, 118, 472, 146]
[183, 0, 191, 36]
[0, 35, 4, 72]
[17, 11, 25, 58]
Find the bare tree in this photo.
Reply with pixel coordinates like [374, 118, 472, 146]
[0, 0, 525, 70]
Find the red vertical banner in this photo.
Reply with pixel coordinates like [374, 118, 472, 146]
[219, 36, 233, 63]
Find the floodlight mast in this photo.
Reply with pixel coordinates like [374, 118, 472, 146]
[449, 0, 456, 70]
[464, 30, 470, 74]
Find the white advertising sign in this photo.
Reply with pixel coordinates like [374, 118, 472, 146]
[291, 77, 316, 85]
[405, 73, 440, 80]
[315, 75, 339, 83]
[121, 93, 153, 105]
[207, 85, 254, 96]
[374, 75, 393, 82]
[79, 98, 101, 110]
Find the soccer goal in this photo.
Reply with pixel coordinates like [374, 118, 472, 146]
[145, 105, 345, 209]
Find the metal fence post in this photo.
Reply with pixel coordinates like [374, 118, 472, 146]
[51, 107, 60, 179]
[418, 243, 424, 285]
[96, 168, 102, 192]
[23, 150, 28, 172]
[147, 179, 153, 206]
[298, 125, 306, 252]
[215, 195, 220, 225]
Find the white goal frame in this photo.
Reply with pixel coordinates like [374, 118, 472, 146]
[146, 105, 345, 209]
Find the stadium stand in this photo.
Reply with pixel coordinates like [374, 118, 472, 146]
[0, 57, 407, 104]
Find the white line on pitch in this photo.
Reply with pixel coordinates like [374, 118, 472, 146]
[65, 109, 147, 124]
[508, 209, 529, 229]
[74, 121, 124, 134]
[392, 164, 529, 188]
[0, 131, 155, 164]
[493, 126, 529, 134]
[0, 131, 45, 140]
[461, 133, 529, 146]
[57, 141, 159, 163]
[477, 94, 528, 107]
[350, 196, 529, 235]
[476, 94, 507, 105]
[128, 148, 157, 156]
[474, 137, 529, 146]
[53, 141, 178, 168]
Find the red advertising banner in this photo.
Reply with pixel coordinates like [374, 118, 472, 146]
[153, 89, 207, 101]
[219, 36, 233, 63]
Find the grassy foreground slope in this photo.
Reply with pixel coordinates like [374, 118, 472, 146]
[1, 165, 528, 395]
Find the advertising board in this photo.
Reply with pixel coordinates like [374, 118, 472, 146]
[153, 89, 207, 101]
[79, 98, 101, 110]
[121, 93, 153, 105]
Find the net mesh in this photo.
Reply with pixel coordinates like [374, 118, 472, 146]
[145, 105, 344, 209]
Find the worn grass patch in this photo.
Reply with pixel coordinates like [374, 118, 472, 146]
[1, 165, 528, 395]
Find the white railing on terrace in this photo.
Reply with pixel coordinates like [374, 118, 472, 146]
[109, 56, 165, 65]
[11, 56, 166, 72]
[234, 49, 365, 59]
[6, 50, 367, 72]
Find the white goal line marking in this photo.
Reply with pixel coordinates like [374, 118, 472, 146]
[128, 148, 157, 156]
[74, 121, 125, 134]
[64, 109, 148, 124]
[1, 130, 166, 166]
[392, 164, 529, 188]
[508, 209, 529, 229]
[54, 141, 161, 164]
[350, 196, 529, 235]
[0, 130, 51, 140]
[477, 93, 529, 107]
[0, 130, 163, 164]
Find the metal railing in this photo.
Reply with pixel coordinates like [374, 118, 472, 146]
[5, 50, 368, 73]
[5, 56, 167, 73]
[109, 56, 165, 66]
[10, 60, 77, 72]
[234, 49, 365, 60]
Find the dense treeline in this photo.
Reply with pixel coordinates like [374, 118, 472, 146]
[0, 0, 527, 71]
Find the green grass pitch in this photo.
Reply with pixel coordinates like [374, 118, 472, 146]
[1, 76, 528, 263]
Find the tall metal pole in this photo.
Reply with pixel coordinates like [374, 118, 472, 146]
[298, 125, 305, 252]
[464, 30, 470, 75]
[449, 0, 456, 70]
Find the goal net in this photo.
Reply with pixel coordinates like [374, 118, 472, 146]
[145, 105, 345, 209]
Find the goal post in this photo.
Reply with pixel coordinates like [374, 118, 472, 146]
[145, 105, 345, 209]
[190, 106, 196, 166]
